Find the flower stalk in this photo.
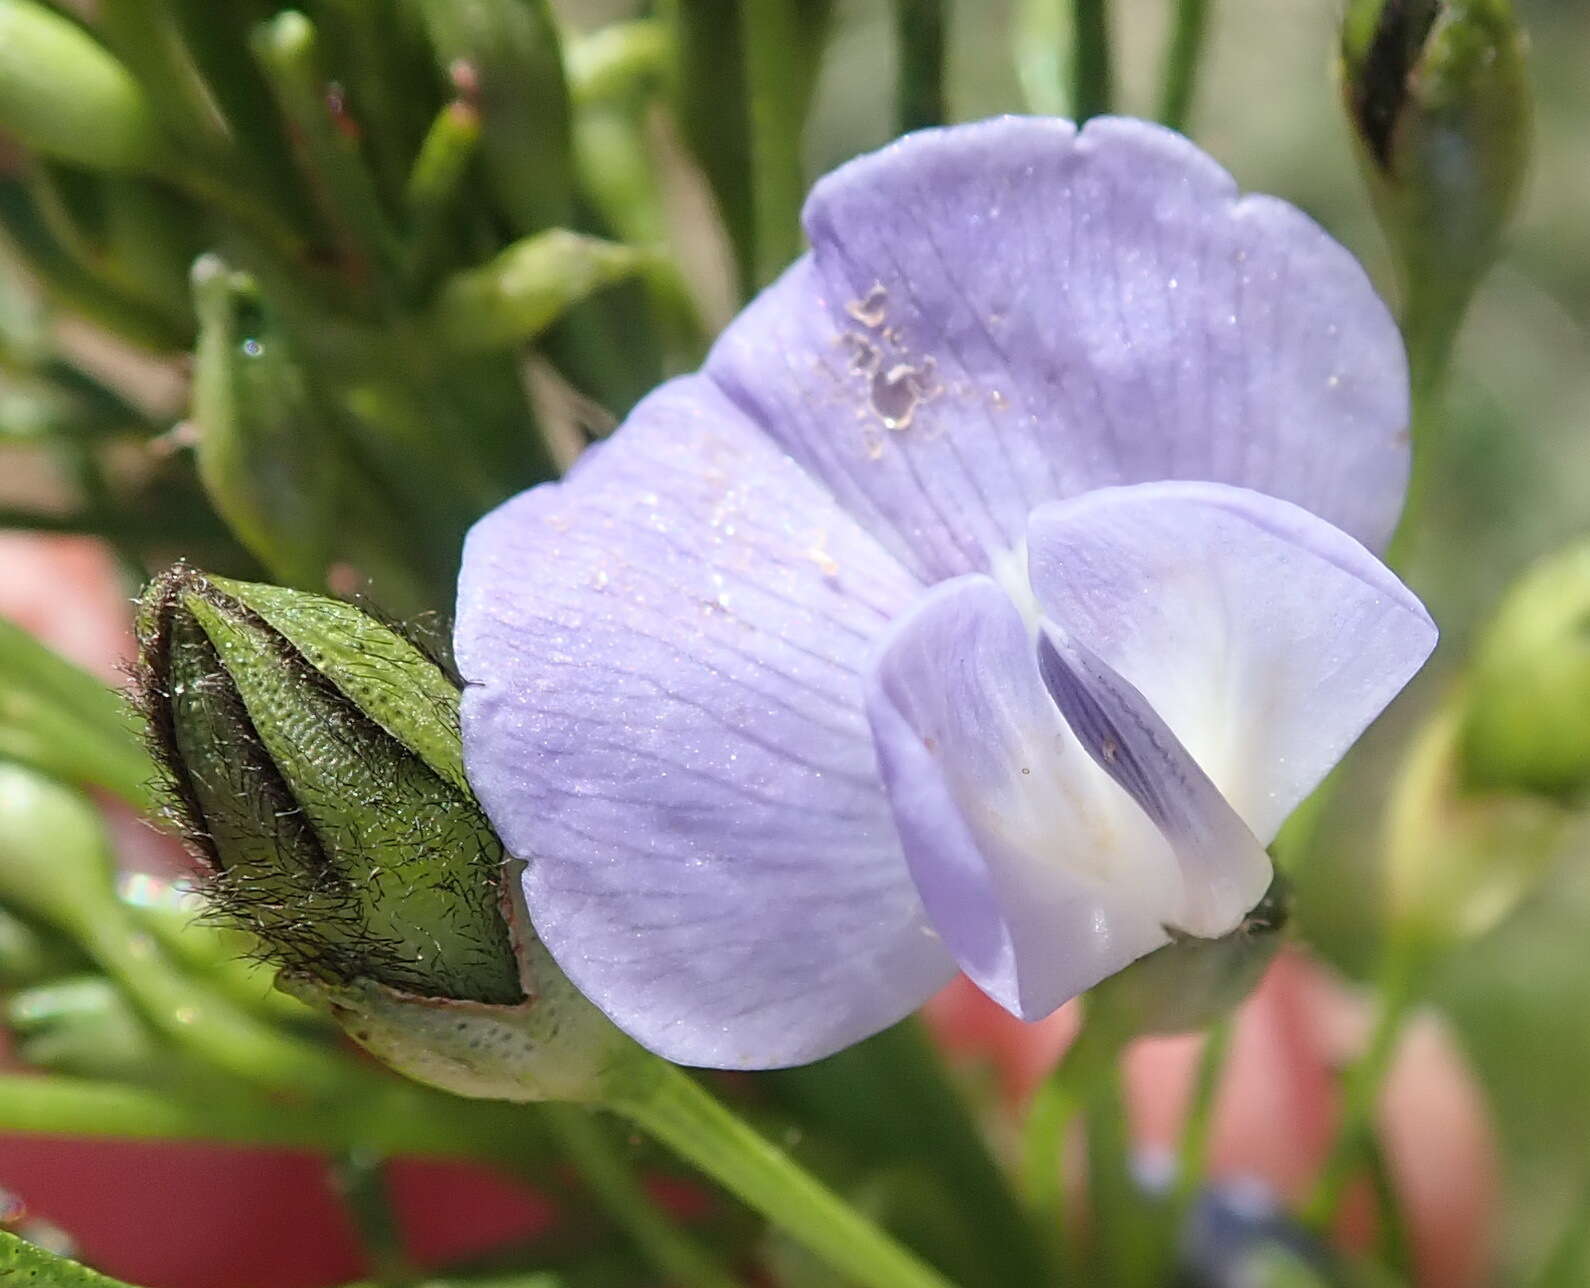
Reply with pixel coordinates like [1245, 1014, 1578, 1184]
[609, 1060, 957, 1288]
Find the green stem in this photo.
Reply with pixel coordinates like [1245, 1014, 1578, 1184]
[895, 0, 947, 132]
[768, 1017, 1050, 1287]
[332, 1150, 412, 1286]
[742, 0, 807, 286]
[97, 0, 230, 154]
[1084, 1060, 1153, 1286]
[251, 11, 402, 306]
[612, 1061, 955, 1288]
[1364, 1133, 1416, 1282]
[1071, 0, 1113, 122]
[1020, 1025, 1120, 1279]
[1156, 0, 1211, 132]
[70, 902, 357, 1100]
[1173, 1016, 1231, 1209]
[1301, 935, 1427, 1231]
[402, 99, 482, 293]
[1384, 292, 1463, 569]
[1151, 1016, 1234, 1280]
[543, 1104, 740, 1288]
[0, 1072, 546, 1174]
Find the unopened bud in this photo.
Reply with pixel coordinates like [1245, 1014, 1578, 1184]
[1462, 540, 1590, 799]
[135, 568, 639, 1101]
[0, 0, 165, 172]
[136, 566, 521, 1005]
[1387, 700, 1564, 949]
[1340, 0, 1530, 365]
[431, 230, 644, 352]
[190, 256, 337, 589]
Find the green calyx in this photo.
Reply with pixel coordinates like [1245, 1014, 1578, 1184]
[1084, 877, 1290, 1047]
[135, 565, 523, 1006]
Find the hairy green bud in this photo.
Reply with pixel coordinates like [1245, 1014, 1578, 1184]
[0, 0, 165, 172]
[135, 567, 641, 1101]
[136, 565, 522, 1005]
[1340, 0, 1530, 371]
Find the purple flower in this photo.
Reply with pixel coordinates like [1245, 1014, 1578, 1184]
[456, 117, 1437, 1070]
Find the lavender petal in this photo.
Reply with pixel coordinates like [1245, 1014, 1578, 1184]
[707, 116, 1408, 580]
[456, 376, 953, 1069]
[1027, 480, 1438, 843]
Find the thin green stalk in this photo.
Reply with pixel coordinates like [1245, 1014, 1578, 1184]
[768, 1017, 1050, 1287]
[1301, 935, 1427, 1231]
[1156, 0, 1211, 132]
[0, 1072, 547, 1173]
[1364, 1134, 1416, 1282]
[165, 0, 302, 192]
[252, 11, 402, 305]
[742, 0, 807, 286]
[1084, 1060, 1154, 1287]
[1020, 1055, 1082, 1262]
[1384, 294, 1463, 569]
[71, 901, 358, 1100]
[895, 0, 947, 131]
[1021, 1024, 1120, 1278]
[402, 99, 482, 293]
[333, 1151, 412, 1287]
[612, 1061, 955, 1288]
[1151, 1017, 1235, 1280]
[1071, 0, 1113, 121]
[97, 0, 230, 154]
[1173, 1016, 1231, 1207]
[543, 1104, 740, 1288]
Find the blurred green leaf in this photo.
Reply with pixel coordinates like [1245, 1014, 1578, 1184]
[0, 0, 166, 173]
[0, 617, 151, 809]
[411, 0, 575, 235]
[0, 1228, 144, 1288]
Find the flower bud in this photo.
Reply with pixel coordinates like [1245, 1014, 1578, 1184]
[1462, 540, 1590, 799]
[431, 230, 644, 353]
[1387, 700, 1563, 949]
[0, 0, 165, 172]
[136, 565, 520, 1005]
[190, 255, 338, 589]
[1339, 0, 1530, 367]
[135, 567, 640, 1101]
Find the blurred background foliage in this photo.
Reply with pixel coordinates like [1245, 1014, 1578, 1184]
[0, 0, 1588, 1283]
